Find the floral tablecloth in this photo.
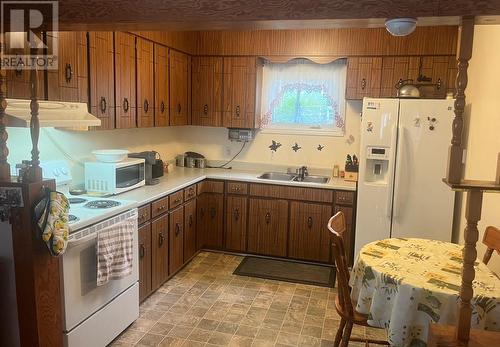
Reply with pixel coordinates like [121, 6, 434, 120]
[350, 238, 500, 347]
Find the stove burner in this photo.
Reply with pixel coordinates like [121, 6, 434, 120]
[68, 215, 79, 223]
[68, 198, 87, 204]
[84, 200, 121, 209]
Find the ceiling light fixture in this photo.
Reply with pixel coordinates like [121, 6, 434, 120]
[385, 18, 418, 36]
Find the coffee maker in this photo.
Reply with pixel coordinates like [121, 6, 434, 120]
[128, 151, 163, 185]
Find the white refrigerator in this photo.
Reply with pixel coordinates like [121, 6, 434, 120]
[354, 98, 455, 257]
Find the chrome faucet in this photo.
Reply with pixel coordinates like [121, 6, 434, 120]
[296, 166, 309, 181]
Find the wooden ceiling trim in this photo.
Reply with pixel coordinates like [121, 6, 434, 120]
[260, 56, 347, 64]
[193, 26, 458, 57]
[129, 31, 198, 54]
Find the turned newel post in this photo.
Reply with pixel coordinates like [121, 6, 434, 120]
[27, 50, 42, 182]
[0, 69, 10, 181]
[446, 17, 474, 184]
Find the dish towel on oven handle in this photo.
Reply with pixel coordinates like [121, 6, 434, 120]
[97, 215, 136, 286]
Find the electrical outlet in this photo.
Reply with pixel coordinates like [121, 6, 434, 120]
[225, 146, 231, 156]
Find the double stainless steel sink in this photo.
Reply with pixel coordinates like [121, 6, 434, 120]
[257, 172, 330, 184]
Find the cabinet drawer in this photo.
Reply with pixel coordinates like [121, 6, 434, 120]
[184, 184, 197, 201]
[335, 191, 355, 205]
[197, 180, 224, 194]
[138, 204, 151, 225]
[169, 190, 184, 210]
[249, 183, 333, 203]
[226, 181, 248, 195]
[151, 196, 169, 218]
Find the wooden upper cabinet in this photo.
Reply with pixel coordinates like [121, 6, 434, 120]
[346, 57, 382, 100]
[115, 32, 137, 129]
[154, 44, 169, 127]
[89, 31, 115, 130]
[169, 50, 190, 126]
[419, 56, 455, 98]
[380, 56, 419, 98]
[222, 57, 257, 128]
[192, 56, 223, 127]
[247, 198, 288, 257]
[5, 42, 44, 99]
[47, 31, 87, 102]
[137, 38, 154, 128]
[288, 202, 332, 263]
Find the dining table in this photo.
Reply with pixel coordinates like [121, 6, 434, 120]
[349, 238, 500, 347]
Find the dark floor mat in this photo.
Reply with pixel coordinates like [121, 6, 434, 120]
[233, 256, 336, 288]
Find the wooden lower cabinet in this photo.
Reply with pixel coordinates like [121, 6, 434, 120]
[197, 193, 224, 249]
[247, 198, 288, 257]
[138, 222, 152, 302]
[169, 206, 184, 274]
[288, 202, 332, 262]
[225, 195, 248, 252]
[151, 214, 169, 290]
[184, 199, 197, 261]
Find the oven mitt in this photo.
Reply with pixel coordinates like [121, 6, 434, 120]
[34, 187, 70, 257]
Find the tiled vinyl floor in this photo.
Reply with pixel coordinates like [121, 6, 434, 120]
[110, 252, 386, 347]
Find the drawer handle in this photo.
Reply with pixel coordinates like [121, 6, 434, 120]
[209, 207, 216, 219]
[173, 198, 181, 204]
[123, 97, 129, 112]
[189, 188, 195, 195]
[139, 244, 145, 258]
[189, 215, 193, 227]
[436, 78, 442, 90]
[65, 63, 73, 83]
[232, 186, 241, 192]
[234, 208, 240, 221]
[235, 105, 240, 117]
[160, 101, 165, 113]
[307, 216, 313, 228]
[140, 213, 148, 220]
[203, 104, 208, 115]
[158, 205, 165, 211]
[361, 78, 366, 90]
[200, 208, 205, 218]
[265, 212, 271, 224]
[158, 232, 164, 246]
[144, 99, 149, 113]
[100, 97, 107, 113]
[175, 223, 181, 236]
[177, 103, 181, 114]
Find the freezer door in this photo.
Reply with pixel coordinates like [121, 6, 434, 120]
[391, 99, 455, 241]
[354, 98, 399, 258]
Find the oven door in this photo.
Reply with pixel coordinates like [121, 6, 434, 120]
[115, 162, 145, 194]
[60, 213, 139, 332]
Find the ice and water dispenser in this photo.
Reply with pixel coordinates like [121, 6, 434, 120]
[363, 146, 390, 183]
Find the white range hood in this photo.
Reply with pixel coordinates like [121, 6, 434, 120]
[5, 99, 101, 129]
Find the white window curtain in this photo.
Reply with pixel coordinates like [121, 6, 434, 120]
[260, 58, 347, 135]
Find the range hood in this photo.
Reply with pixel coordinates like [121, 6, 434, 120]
[5, 99, 101, 129]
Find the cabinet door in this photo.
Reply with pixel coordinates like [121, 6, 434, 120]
[192, 56, 223, 127]
[248, 198, 288, 257]
[151, 214, 169, 290]
[115, 32, 136, 129]
[225, 195, 248, 252]
[137, 38, 154, 127]
[288, 202, 332, 262]
[333, 205, 354, 266]
[346, 57, 382, 100]
[89, 32, 115, 130]
[169, 206, 184, 274]
[47, 31, 87, 102]
[222, 57, 256, 128]
[138, 222, 152, 302]
[154, 44, 169, 127]
[184, 198, 197, 262]
[169, 50, 190, 126]
[419, 56, 451, 98]
[380, 57, 410, 98]
[196, 193, 223, 249]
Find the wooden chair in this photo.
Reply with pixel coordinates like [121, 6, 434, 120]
[482, 226, 500, 265]
[328, 212, 389, 347]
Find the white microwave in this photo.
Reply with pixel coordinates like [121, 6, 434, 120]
[84, 158, 145, 195]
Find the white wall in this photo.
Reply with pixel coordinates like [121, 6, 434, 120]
[7, 100, 361, 183]
[459, 25, 500, 274]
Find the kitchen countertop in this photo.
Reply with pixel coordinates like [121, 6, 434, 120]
[120, 167, 356, 206]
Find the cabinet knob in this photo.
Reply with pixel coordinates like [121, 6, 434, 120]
[203, 104, 208, 115]
[307, 216, 313, 228]
[158, 232, 164, 246]
[265, 212, 271, 224]
[99, 97, 107, 113]
[123, 98, 129, 112]
[139, 244, 145, 258]
[177, 103, 182, 114]
[144, 99, 149, 113]
[361, 78, 366, 90]
[209, 207, 216, 219]
[189, 215, 193, 227]
[234, 208, 240, 221]
[160, 101, 165, 113]
[175, 223, 181, 236]
[65, 63, 73, 83]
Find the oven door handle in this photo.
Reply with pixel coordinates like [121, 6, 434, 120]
[67, 232, 98, 247]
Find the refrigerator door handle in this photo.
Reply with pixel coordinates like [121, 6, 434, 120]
[393, 125, 406, 220]
[385, 124, 398, 219]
